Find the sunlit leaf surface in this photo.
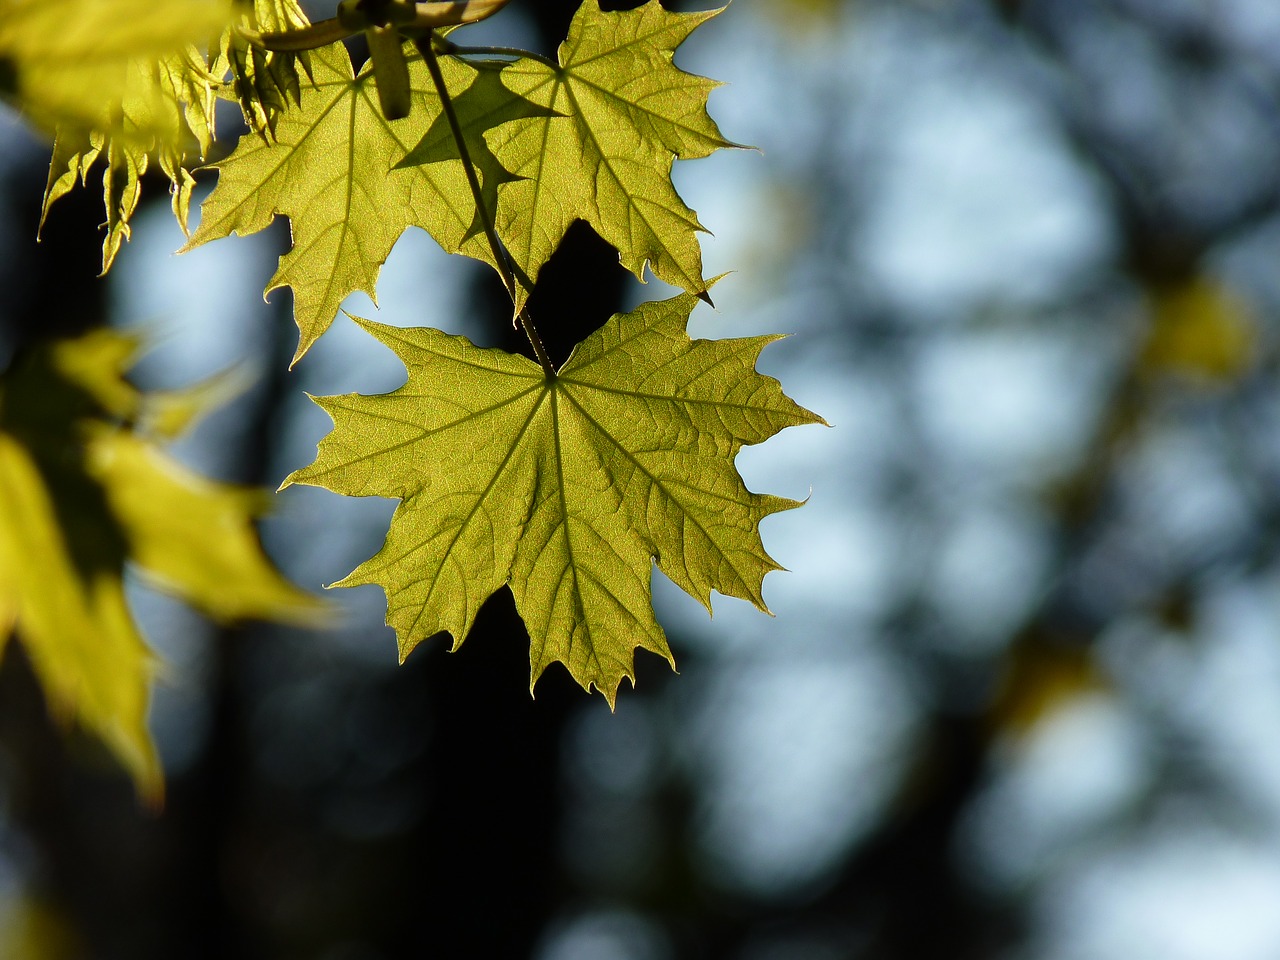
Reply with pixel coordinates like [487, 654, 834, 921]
[480, 0, 742, 304]
[186, 42, 538, 363]
[287, 293, 823, 701]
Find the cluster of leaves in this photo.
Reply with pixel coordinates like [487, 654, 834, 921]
[183, 0, 739, 360]
[1, 0, 822, 793]
[20, 0, 311, 270]
[0, 332, 324, 800]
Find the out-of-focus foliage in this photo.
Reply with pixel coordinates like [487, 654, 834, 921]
[0, 331, 324, 798]
[287, 294, 822, 701]
[0, 895, 82, 960]
[38, 47, 222, 274]
[29, 0, 311, 273]
[0, 0, 231, 140]
[1142, 276, 1256, 384]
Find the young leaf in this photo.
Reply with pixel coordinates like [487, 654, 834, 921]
[285, 293, 824, 702]
[34, 0, 315, 273]
[14, 0, 225, 272]
[0, 0, 232, 139]
[218, 0, 315, 137]
[40, 48, 223, 272]
[185, 42, 539, 364]
[0, 331, 327, 799]
[457, 0, 742, 304]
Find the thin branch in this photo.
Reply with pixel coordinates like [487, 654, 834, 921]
[414, 32, 556, 377]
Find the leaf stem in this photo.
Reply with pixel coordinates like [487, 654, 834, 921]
[414, 32, 555, 377]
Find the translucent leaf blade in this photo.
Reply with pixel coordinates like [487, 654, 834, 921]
[288, 294, 823, 702]
[480, 0, 744, 305]
[185, 43, 508, 363]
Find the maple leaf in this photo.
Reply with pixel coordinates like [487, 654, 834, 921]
[0, 331, 326, 800]
[439, 0, 743, 305]
[285, 293, 824, 702]
[396, 53, 556, 252]
[185, 41, 540, 364]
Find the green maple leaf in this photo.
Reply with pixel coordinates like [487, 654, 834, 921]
[397, 55, 556, 251]
[0, 331, 326, 800]
[185, 41, 539, 364]
[455, 0, 743, 305]
[285, 293, 823, 702]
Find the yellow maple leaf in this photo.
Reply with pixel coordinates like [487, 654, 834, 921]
[0, 330, 327, 801]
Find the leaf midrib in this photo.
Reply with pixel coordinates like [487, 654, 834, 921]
[561, 384, 754, 603]
[396, 387, 547, 642]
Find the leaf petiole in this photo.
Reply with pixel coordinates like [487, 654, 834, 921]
[250, 0, 514, 52]
[414, 32, 556, 377]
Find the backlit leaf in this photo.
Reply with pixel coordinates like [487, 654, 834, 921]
[218, 0, 314, 137]
[0, 331, 326, 799]
[37, 28, 227, 272]
[473, 0, 743, 305]
[33, 0, 309, 272]
[185, 41, 540, 364]
[0, 0, 231, 139]
[286, 293, 823, 702]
